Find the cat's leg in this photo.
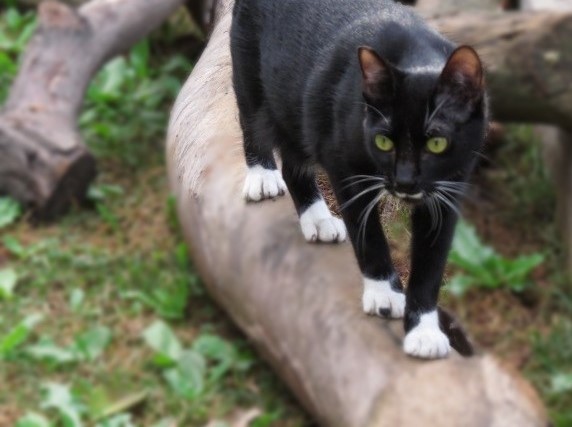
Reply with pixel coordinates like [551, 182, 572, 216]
[239, 108, 287, 202]
[281, 152, 346, 243]
[330, 177, 405, 318]
[231, 35, 286, 202]
[403, 204, 458, 359]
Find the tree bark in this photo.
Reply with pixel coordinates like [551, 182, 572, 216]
[166, 1, 548, 425]
[0, 0, 184, 220]
[519, 0, 572, 274]
[426, 11, 572, 130]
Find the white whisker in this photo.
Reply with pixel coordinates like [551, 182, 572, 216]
[340, 183, 386, 210]
[356, 190, 386, 253]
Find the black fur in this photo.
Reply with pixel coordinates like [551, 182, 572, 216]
[231, 0, 487, 333]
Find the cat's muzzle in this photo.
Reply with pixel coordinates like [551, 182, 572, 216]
[393, 191, 424, 204]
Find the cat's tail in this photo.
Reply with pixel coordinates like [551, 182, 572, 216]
[438, 306, 474, 356]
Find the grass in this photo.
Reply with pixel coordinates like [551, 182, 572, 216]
[456, 124, 572, 424]
[1, 5, 572, 427]
[0, 7, 309, 427]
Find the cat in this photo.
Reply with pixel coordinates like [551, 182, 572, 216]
[230, 0, 487, 359]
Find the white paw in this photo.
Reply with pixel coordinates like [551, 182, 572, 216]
[243, 165, 287, 202]
[362, 277, 405, 318]
[300, 199, 347, 243]
[403, 311, 450, 359]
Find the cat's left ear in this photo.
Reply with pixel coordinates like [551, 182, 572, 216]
[437, 46, 484, 106]
[358, 46, 394, 102]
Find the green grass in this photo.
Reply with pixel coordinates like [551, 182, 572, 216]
[465, 124, 572, 425]
[0, 7, 308, 427]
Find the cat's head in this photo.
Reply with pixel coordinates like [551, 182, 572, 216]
[357, 45, 487, 203]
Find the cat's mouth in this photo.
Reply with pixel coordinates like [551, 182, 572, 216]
[393, 191, 424, 203]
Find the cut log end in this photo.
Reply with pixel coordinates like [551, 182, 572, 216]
[39, 0, 84, 30]
[0, 120, 96, 221]
[38, 149, 97, 221]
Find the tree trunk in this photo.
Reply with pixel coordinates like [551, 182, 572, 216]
[166, 1, 548, 425]
[519, 0, 572, 274]
[426, 10, 572, 130]
[0, 0, 184, 220]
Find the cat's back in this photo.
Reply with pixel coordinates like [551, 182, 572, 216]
[233, 0, 446, 86]
[232, 0, 449, 136]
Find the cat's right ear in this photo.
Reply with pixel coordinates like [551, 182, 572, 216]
[358, 47, 394, 102]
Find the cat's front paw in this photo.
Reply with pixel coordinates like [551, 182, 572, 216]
[299, 199, 347, 243]
[362, 278, 405, 318]
[243, 166, 287, 202]
[403, 311, 450, 359]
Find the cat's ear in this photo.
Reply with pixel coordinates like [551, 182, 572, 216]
[358, 47, 394, 102]
[437, 46, 484, 105]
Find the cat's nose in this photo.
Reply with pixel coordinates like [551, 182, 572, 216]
[394, 179, 417, 194]
[394, 162, 417, 194]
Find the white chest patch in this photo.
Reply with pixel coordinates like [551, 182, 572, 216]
[362, 277, 405, 318]
[403, 310, 450, 359]
[299, 198, 347, 243]
[243, 165, 287, 202]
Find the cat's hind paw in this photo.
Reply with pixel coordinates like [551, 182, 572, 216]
[300, 199, 347, 243]
[243, 166, 287, 202]
[362, 278, 405, 318]
[403, 311, 450, 359]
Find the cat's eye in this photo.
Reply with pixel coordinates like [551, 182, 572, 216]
[375, 134, 394, 152]
[426, 137, 449, 154]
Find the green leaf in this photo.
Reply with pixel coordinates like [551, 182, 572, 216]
[69, 289, 85, 312]
[142, 320, 182, 363]
[0, 267, 18, 299]
[92, 391, 147, 421]
[0, 197, 21, 228]
[129, 41, 150, 79]
[446, 275, 477, 297]
[0, 313, 43, 357]
[95, 203, 119, 231]
[448, 220, 544, 294]
[2, 235, 26, 258]
[41, 382, 84, 427]
[73, 326, 112, 361]
[98, 58, 129, 96]
[550, 373, 572, 395]
[26, 327, 111, 364]
[25, 339, 76, 364]
[15, 412, 51, 427]
[450, 220, 495, 264]
[163, 350, 206, 399]
[250, 411, 281, 427]
[15, 20, 36, 49]
[150, 419, 176, 427]
[95, 413, 136, 427]
[502, 254, 544, 283]
[87, 184, 124, 202]
[193, 334, 236, 382]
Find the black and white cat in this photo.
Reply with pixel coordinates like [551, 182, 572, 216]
[231, 0, 487, 359]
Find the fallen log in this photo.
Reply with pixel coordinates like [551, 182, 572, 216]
[427, 10, 572, 130]
[0, 0, 184, 220]
[166, 1, 548, 425]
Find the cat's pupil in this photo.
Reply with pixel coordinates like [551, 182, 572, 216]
[375, 135, 394, 152]
[426, 137, 449, 154]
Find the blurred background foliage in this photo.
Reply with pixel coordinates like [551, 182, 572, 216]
[0, 4, 570, 427]
[0, 7, 309, 427]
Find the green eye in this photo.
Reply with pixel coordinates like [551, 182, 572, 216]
[375, 134, 394, 152]
[426, 137, 449, 154]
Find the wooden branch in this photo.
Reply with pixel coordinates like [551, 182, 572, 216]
[427, 11, 572, 130]
[185, 0, 216, 35]
[166, 1, 548, 424]
[0, 0, 184, 220]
